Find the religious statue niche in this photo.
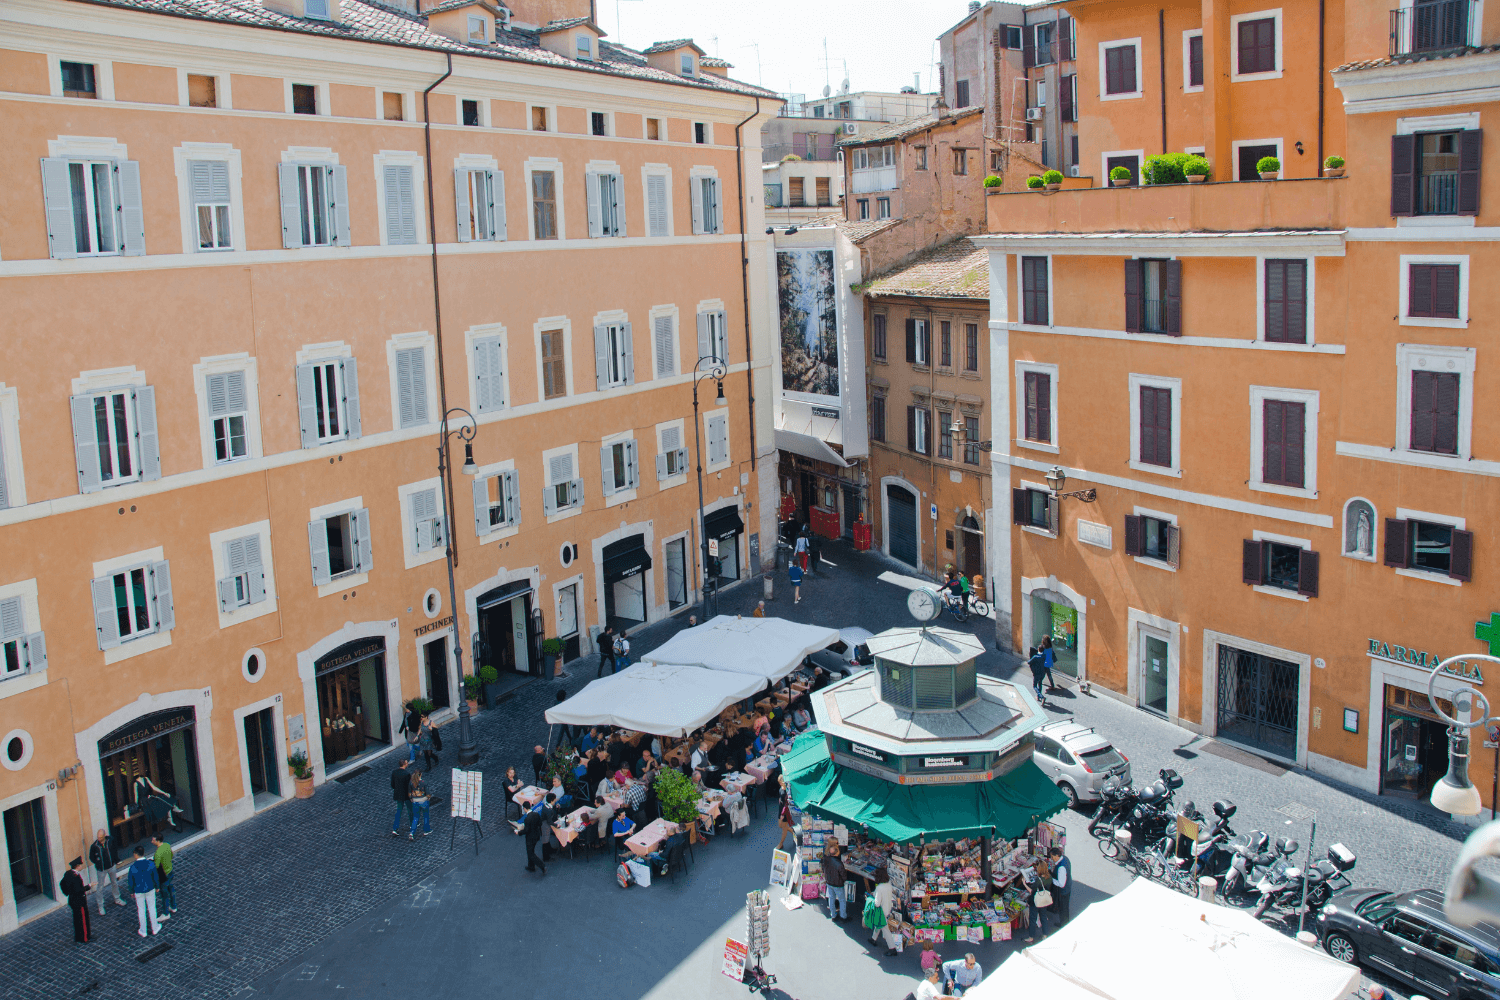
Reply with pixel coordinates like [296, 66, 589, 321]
[1343, 498, 1376, 560]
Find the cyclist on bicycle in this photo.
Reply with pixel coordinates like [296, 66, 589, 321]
[944, 566, 968, 614]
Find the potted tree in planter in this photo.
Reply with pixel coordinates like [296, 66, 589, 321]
[1110, 165, 1133, 187]
[1041, 169, 1064, 191]
[653, 767, 704, 843]
[1183, 155, 1212, 183]
[289, 747, 314, 799]
[983, 174, 1003, 189]
[1026, 176, 1045, 191]
[480, 664, 504, 708]
[1257, 156, 1280, 180]
[462, 674, 482, 715]
[1324, 155, 1345, 178]
[542, 638, 565, 677]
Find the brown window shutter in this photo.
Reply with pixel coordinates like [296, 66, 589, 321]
[1297, 548, 1320, 597]
[1409, 263, 1434, 317]
[1037, 373, 1051, 443]
[1262, 400, 1284, 484]
[1189, 35, 1203, 87]
[1162, 259, 1182, 335]
[1047, 493, 1060, 534]
[1285, 260, 1307, 344]
[1060, 74, 1075, 123]
[1242, 539, 1264, 585]
[1059, 15, 1073, 59]
[1124, 514, 1143, 556]
[1450, 529, 1474, 582]
[907, 405, 917, 451]
[922, 407, 933, 454]
[1458, 129, 1483, 216]
[1167, 524, 1181, 569]
[1283, 401, 1306, 487]
[1265, 260, 1286, 342]
[1124, 259, 1143, 332]
[1434, 372, 1460, 454]
[1024, 372, 1040, 440]
[1434, 264, 1460, 318]
[1383, 518, 1409, 568]
[1012, 487, 1029, 525]
[1411, 370, 1437, 452]
[1390, 134, 1417, 217]
[905, 318, 917, 362]
[922, 324, 932, 363]
[1023, 25, 1035, 68]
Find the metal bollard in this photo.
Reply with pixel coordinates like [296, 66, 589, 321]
[1114, 828, 1132, 848]
[1198, 876, 1216, 902]
[764, 574, 775, 601]
[1295, 931, 1319, 948]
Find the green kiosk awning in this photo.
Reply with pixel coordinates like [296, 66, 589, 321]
[780, 730, 1068, 844]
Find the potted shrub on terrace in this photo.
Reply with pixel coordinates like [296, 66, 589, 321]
[653, 767, 703, 840]
[1109, 165, 1133, 187]
[1324, 155, 1345, 178]
[543, 637, 565, 676]
[983, 174, 1003, 188]
[289, 748, 314, 799]
[1042, 169, 1064, 191]
[1257, 156, 1280, 180]
[1026, 175, 1044, 190]
[1143, 152, 1192, 185]
[463, 674, 482, 715]
[1183, 155, 1212, 183]
[480, 664, 504, 708]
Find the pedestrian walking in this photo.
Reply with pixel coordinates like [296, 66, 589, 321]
[127, 846, 161, 938]
[1048, 846, 1073, 924]
[151, 834, 176, 916]
[1027, 646, 1047, 702]
[788, 561, 803, 604]
[418, 712, 439, 770]
[391, 758, 415, 838]
[408, 770, 432, 838]
[808, 532, 822, 574]
[400, 701, 421, 763]
[823, 842, 849, 920]
[1041, 635, 1058, 690]
[596, 625, 617, 677]
[613, 632, 631, 669]
[531, 745, 548, 786]
[775, 776, 795, 851]
[60, 857, 91, 944]
[523, 801, 547, 875]
[88, 829, 125, 915]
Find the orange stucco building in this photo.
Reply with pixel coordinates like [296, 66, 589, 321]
[978, 0, 1500, 810]
[0, 0, 779, 932]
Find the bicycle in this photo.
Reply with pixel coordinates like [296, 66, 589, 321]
[1097, 827, 1165, 880]
[940, 591, 970, 623]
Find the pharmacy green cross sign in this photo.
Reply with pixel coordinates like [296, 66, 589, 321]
[1479, 613, 1500, 657]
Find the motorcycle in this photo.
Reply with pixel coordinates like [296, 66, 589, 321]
[1252, 843, 1357, 920]
[1219, 830, 1276, 904]
[1184, 799, 1238, 883]
[1092, 768, 1181, 841]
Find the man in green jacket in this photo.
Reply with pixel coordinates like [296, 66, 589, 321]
[151, 834, 176, 916]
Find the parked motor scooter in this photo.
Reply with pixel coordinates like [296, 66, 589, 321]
[1252, 843, 1357, 920]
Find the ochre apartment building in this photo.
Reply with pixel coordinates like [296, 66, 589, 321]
[0, 0, 778, 933]
[978, 0, 1500, 809]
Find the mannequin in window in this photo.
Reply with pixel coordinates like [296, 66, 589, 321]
[130, 775, 185, 829]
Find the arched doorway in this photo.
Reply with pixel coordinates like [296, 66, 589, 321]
[1029, 587, 1080, 678]
[885, 483, 919, 567]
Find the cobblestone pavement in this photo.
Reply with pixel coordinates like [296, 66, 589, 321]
[0, 538, 1472, 999]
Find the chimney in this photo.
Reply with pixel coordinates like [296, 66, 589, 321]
[968, 1, 981, 12]
[914, 71, 921, 92]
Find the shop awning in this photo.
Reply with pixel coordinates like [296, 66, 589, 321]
[703, 507, 745, 541]
[641, 615, 839, 683]
[775, 428, 850, 468]
[543, 663, 764, 738]
[781, 731, 1068, 843]
[602, 536, 652, 581]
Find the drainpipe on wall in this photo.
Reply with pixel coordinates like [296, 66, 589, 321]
[1158, 10, 1168, 154]
[733, 96, 761, 471]
[1317, 0, 1326, 175]
[423, 54, 455, 560]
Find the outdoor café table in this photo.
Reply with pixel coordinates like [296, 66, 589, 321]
[745, 756, 780, 783]
[603, 790, 628, 812]
[513, 785, 546, 810]
[698, 791, 725, 820]
[721, 772, 756, 797]
[553, 806, 595, 847]
[626, 818, 679, 857]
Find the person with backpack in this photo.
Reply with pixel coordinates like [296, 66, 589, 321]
[613, 632, 631, 669]
[788, 560, 803, 604]
[1041, 635, 1059, 691]
[399, 703, 421, 763]
[408, 769, 432, 839]
[60, 857, 91, 944]
[1027, 646, 1047, 702]
[128, 846, 162, 938]
[417, 712, 439, 770]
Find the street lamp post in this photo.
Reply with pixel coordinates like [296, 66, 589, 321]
[437, 407, 481, 767]
[1043, 466, 1099, 504]
[691, 357, 729, 624]
[1423, 654, 1500, 817]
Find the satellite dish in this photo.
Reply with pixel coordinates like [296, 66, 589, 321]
[841, 78, 850, 93]
[822, 85, 831, 98]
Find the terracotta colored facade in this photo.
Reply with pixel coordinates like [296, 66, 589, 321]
[979, 0, 1500, 809]
[0, 0, 778, 932]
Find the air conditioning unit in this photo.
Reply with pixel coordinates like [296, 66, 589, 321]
[843, 122, 858, 135]
[1025, 106, 1044, 121]
[1069, 164, 1080, 177]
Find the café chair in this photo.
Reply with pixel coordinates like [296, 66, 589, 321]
[666, 843, 689, 883]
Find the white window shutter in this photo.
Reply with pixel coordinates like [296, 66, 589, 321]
[676, 446, 690, 471]
[217, 576, 237, 613]
[612, 172, 626, 236]
[594, 324, 610, 390]
[395, 347, 419, 429]
[0, 598, 23, 641]
[621, 323, 635, 385]
[491, 170, 506, 241]
[654, 315, 674, 378]
[600, 444, 617, 497]
[91, 576, 121, 650]
[503, 469, 521, 526]
[625, 439, 639, 488]
[412, 487, 439, 552]
[342, 357, 362, 439]
[244, 535, 266, 603]
[647, 173, 668, 237]
[295, 363, 319, 447]
[662, 425, 681, 452]
[278, 163, 304, 249]
[697, 312, 712, 365]
[716, 311, 730, 361]
[308, 519, 332, 585]
[352, 506, 373, 571]
[454, 168, 472, 242]
[188, 160, 230, 205]
[384, 164, 417, 245]
[712, 179, 723, 234]
[117, 160, 146, 256]
[0, 429, 9, 509]
[331, 165, 351, 247]
[568, 478, 583, 507]
[656, 452, 668, 480]
[473, 476, 493, 537]
[133, 386, 161, 482]
[70, 394, 101, 493]
[691, 178, 704, 234]
[543, 481, 557, 515]
[150, 560, 175, 632]
[587, 172, 603, 238]
[472, 335, 504, 413]
[21, 632, 46, 673]
[41, 158, 78, 259]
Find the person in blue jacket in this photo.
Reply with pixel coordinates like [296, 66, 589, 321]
[788, 561, 803, 604]
[127, 845, 162, 938]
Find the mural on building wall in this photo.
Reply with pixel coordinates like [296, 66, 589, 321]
[777, 249, 839, 398]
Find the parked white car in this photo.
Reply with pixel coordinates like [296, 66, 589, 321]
[1031, 720, 1131, 807]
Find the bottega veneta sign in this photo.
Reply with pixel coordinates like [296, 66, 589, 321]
[1367, 638, 1484, 682]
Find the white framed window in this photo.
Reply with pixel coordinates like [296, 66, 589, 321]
[1395, 343, 1475, 460]
[696, 306, 729, 366]
[466, 324, 508, 414]
[600, 434, 641, 499]
[1398, 253, 1469, 328]
[468, 14, 488, 43]
[207, 369, 249, 463]
[691, 171, 723, 234]
[535, 317, 572, 401]
[912, 318, 931, 366]
[914, 406, 932, 455]
[455, 163, 505, 242]
[1098, 37, 1143, 100]
[1229, 9, 1283, 81]
[589, 110, 613, 136]
[387, 333, 435, 430]
[69, 384, 160, 493]
[50, 58, 114, 100]
[90, 556, 174, 650]
[210, 520, 276, 628]
[1014, 361, 1060, 455]
[643, 165, 673, 237]
[1231, 137, 1283, 179]
[308, 502, 372, 587]
[1256, 256, 1316, 344]
[174, 143, 245, 254]
[530, 105, 555, 132]
[1249, 528, 1314, 601]
[0, 588, 46, 683]
[1249, 385, 1319, 498]
[682, 54, 697, 77]
[1182, 30, 1204, 93]
[542, 445, 584, 517]
[1128, 373, 1182, 477]
[705, 411, 730, 469]
[296, 354, 360, 446]
[593, 316, 635, 390]
[0, 385, 26, 510]
[587, 164, 627, 238]
[577, 33, 594, 60]
[459, 97, 488, 128]
[378, 89, 411, 121]
[277, 156, 350, 248]
[399, 480, 446, 569]
[1391, 506, 1470, 586]
[1128, 505, 1179, 572]
[375, 152, 425, 246]
[656, 420, 689, 482]
[523, 157, 565, 240]
[39, 153, 145, 259]
[284, 80, 328, 115]
[472, 464, 521, 538]
[650, 306, 679, 379]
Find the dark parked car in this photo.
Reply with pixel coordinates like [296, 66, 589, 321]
[1317, 887, 1500, 999]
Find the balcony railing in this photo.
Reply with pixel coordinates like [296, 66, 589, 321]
[1390, 0, 1474, 56]
[1420, 171, 1460, 214]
